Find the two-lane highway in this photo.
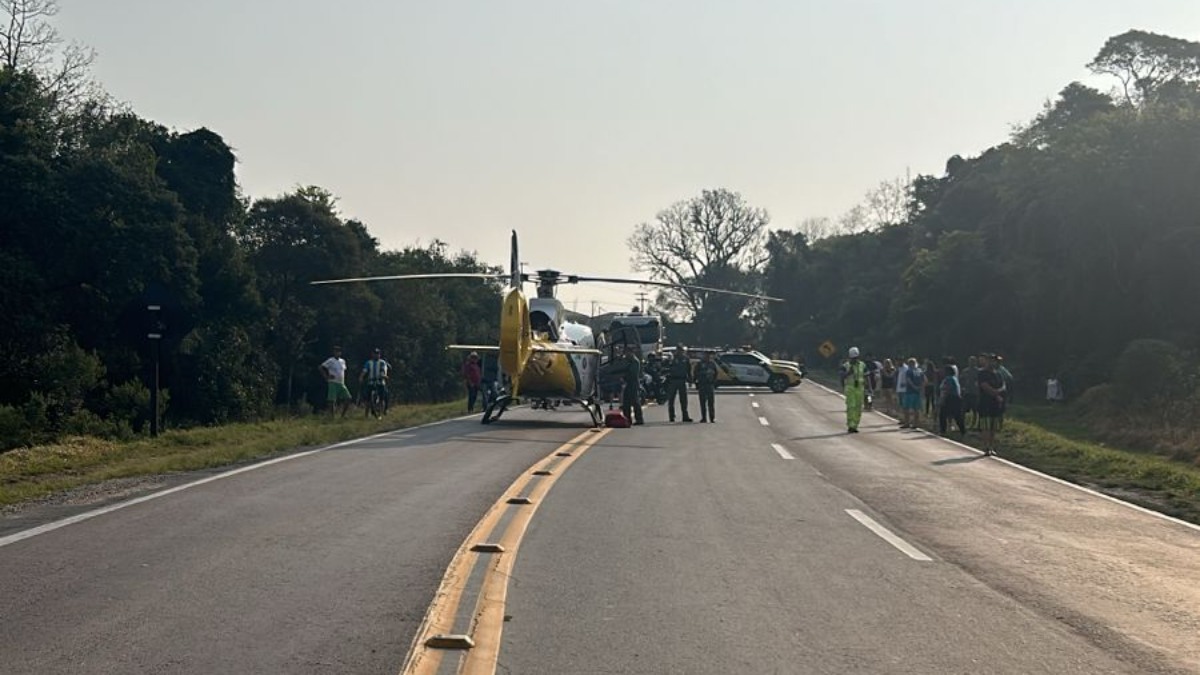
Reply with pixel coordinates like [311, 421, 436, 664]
[3, 385, 1199, 674]
[0, 413, 589, 674]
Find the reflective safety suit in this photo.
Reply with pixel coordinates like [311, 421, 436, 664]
[842, 359, 866, 431]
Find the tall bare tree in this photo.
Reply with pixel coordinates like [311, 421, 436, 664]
[1, 0, 100, 112]
[628, 188, 769, 318]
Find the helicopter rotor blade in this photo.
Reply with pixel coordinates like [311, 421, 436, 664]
[311, 272, 504, 286]
[567, 275, 783, 302]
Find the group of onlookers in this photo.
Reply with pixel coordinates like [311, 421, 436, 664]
[844, 350, 1014, 455]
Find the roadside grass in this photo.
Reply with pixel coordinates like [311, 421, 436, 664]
[995, 418, 1200, 524]
[806, 370, 1200, 525]
[0, 400, 469, 507]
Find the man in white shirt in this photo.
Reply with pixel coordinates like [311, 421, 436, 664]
[320, 345, 353, 417]
[895, 357, 910, 426]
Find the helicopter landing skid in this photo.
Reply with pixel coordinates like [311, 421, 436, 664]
[481, 395, 513, 425]
[584, 399, 603, 427]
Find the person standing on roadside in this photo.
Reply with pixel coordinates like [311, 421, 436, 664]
[320, 345, 353, 418]
[977, 353, 1007, 455]
[938, 363, 967, 436]
[900, 357, 924, 429]
[665, 344, 694, 423]
[960, 355, 980, 431]
[462, 352, 483, 413]
[695, 351, 720, 423]
[620, 346, 645, 426]
[841, 347, 866, 433]
[995, 355, 1015, 405]
[923, 358, 939, 420]
[880, 358, 897, 414]
[895, 356, 910, 425]
[359, 348, 392, 415]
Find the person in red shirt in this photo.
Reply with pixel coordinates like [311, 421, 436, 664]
[462, 352, 483, 413]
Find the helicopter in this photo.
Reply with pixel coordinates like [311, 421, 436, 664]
[312, 231, 779, 426]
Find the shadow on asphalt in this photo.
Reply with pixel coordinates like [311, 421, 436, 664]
[789, 432, 850, 442]
[932, 454, 986, 466]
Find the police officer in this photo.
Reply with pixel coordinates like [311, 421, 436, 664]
[695, 350, 719, 423]
[841, 346, 866, 433]
[665, 344, 694, 423]
[620, 345, 645, 425]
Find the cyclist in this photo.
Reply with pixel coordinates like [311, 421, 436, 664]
[359, 348, 392, 416]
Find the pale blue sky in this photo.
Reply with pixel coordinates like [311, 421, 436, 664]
[60, 1, 1199, 310]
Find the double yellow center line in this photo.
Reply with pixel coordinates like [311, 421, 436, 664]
[400, 427, 612, 675]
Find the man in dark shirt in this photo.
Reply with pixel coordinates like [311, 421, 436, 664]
[665, 344, 694, 423]
[621, 347, 645, 425]
[695, 351, 719, 423]
[976, 353, 1007, 456]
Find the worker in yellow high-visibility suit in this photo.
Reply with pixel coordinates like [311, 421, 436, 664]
[841, 346, 866, 433]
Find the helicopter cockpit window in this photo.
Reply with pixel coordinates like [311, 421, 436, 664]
[530, 310, 558, 341]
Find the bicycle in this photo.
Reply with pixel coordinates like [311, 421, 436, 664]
[364, 384, 386, 419]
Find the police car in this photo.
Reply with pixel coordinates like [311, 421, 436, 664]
[668, 347, 804, 393]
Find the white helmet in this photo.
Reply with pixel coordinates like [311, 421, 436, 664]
[848, 347, 860, 358]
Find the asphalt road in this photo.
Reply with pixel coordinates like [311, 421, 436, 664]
[2, 386, 1198, 674]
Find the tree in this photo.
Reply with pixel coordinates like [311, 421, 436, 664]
[1, 0, 100, 113]
[1014, 83, 1115, 149]
[628, 189, 769, 344]
[1088, 30, 1200, 106]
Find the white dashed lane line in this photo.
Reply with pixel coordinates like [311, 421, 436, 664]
[751, 401, 760, 408]
[758, 417, 770, 426]
[846, 509, 933, 562]
[771, 443, 795, 460]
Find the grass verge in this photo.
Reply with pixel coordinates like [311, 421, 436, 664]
[806, 370, 1200, 525]
[0, 400, 469, 508]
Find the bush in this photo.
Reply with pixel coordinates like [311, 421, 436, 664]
[0, 405, 33, 451]
[1112, 339, 1189, 407]
[62, 409, 134, 440]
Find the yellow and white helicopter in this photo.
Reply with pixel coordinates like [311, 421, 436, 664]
[313, 231, 778, 426]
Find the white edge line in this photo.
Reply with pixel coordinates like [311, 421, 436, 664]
[0, 413, 480, 549]
[846, 509, 932, 562]
[771, 443, 795, 460]
[808, 380, 1200, 535]
[758, 416, 770, 426]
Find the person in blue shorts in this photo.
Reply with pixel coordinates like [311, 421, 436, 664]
[900, 357, 924, 429]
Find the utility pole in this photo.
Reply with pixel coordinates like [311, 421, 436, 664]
[147, 304, 163, 436]
[635, 292, 649, 313]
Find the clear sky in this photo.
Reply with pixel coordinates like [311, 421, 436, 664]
[60, 1, 1200, 311]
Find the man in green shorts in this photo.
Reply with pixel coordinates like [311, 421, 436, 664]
[320, 345, 353, 417]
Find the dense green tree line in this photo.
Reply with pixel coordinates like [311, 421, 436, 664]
[0, 66, 499, 449]
[762, 30, 1200, 412]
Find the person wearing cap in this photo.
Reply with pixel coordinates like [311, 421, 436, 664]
[840, 346, 866, 433]
[620, 345, 645, 425]
[320, 345, 353, 418]
[359, 347, 392, 414]
[664, 343, 694, 423]
[462, 351, 483, 413]
[695, 350, 720, 423]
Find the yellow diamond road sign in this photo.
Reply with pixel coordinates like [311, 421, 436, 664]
[818, 340, 836, 358]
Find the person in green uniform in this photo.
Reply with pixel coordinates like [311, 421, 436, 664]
[695, 351, 719, 423]
[665, 344, 694, 423]
[621, 346, 645, 425]
[841, 346, 866, 433]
